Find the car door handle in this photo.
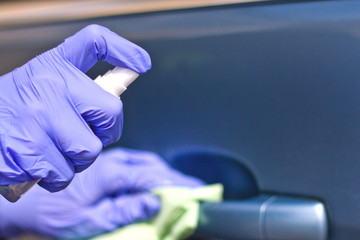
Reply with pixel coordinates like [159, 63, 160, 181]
[193, 194, 328, 240]
[171, 151, 328, 240]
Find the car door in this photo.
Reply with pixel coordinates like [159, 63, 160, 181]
[1, 0, 360, 239]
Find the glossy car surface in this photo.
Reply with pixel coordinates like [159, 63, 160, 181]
[1, 1, 360, 239]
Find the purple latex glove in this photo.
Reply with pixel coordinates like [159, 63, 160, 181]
[0, 25, 151, 192]
[0, 148, 204, 239]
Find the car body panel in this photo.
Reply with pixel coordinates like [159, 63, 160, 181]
[1, 1, 360, 239]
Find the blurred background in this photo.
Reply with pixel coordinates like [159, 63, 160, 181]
[0, 0, 263, 30]
[0, 0, 265, 76]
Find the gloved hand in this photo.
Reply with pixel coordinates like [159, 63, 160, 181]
[0, 24, 151, 192]
[0, 148, 204, 239]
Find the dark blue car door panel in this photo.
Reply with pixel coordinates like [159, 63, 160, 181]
[1, 1, 360, 239]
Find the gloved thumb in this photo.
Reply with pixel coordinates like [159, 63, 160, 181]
[80, 192, 160, 238]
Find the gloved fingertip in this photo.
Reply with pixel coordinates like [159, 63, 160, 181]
[114, 193, 161, 224]
[140, 51, 152, 74]
[38, 180, 70, 193]
[128, 45, 152, 74]
[66, 136, 103, 173]
[72, 155, 98, 173]
[141, 193, 161, 219]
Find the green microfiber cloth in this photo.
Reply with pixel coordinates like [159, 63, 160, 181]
[91, 184, 223, 240]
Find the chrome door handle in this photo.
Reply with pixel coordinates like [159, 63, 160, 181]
[194, 194, 328, 240]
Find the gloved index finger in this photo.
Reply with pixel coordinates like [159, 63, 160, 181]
[60, 24, 151, 74]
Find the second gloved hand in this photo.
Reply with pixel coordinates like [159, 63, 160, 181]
[0, 148, 204, 239]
